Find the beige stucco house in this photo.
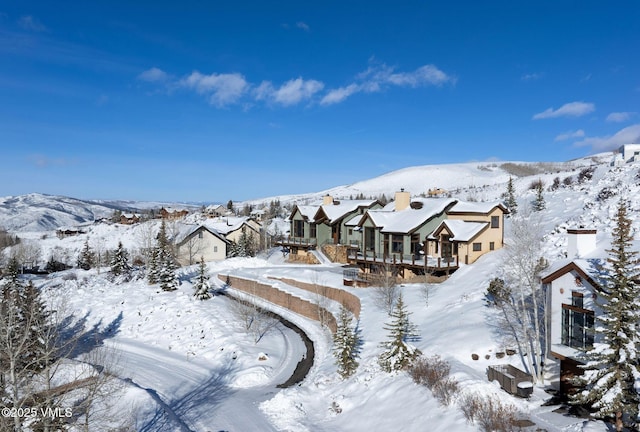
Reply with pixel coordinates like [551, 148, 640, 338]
[426, 202, 509, 265]
[174, 225, 230, 266]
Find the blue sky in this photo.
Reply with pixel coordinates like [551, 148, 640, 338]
[1, 1, 639, 202]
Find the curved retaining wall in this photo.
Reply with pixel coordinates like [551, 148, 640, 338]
[268, 277, 361, 319]
[218, 275, 337, 333]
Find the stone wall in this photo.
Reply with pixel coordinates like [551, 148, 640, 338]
[269, 277, 361, 319]
[287, 251, 320, 265]
[320, 244, 349, 264]
[218, 275, 337, 333]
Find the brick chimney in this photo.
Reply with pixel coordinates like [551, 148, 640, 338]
[567, 228, 597, 258]
[394, 189, 411, 211]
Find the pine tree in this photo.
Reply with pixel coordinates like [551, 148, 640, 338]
[378, 293, 421, 372]
[77, 239, 96, 270]
[193, 256, 211, 300]
[147, 221, 177, 290]
[333, 306, 359, 379]
[533, 180, 546, 212]
[505, 176, 517, 215]
[110, 241, 131, 277]
[157, 247, 178, 291]
[147, 247, 160, 284]
[572, 200, 640, 431]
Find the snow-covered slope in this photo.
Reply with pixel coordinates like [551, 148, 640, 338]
[0, 193, 199, 232]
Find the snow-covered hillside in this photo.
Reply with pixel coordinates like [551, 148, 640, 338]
[5, 152, 639, 431]
[0, 193, 201, 232]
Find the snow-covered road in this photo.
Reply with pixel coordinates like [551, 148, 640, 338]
[111, 317, 307, 432]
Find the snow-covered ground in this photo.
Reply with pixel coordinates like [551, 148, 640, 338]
[6, 154, 639, 431]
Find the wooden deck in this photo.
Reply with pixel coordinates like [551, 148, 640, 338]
[347, 250, 459, 276]
[276, 236, 317, 250]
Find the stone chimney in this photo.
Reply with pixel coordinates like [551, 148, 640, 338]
[323, 195, 334, 205]
[394, 189, 411, 211]
[567, 228, 597, 258]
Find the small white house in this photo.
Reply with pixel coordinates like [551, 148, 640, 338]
[542, 228, 602, 395]
[619, 144, 640, 163]
[174, 225, 230, 266]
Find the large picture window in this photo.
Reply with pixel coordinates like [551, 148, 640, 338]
[562, 303, 594, 350]
[293, 220, 304, 238]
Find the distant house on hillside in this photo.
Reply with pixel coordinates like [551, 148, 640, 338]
[160, 207, 189, 220]
[204, 204, 227, 218]
[611, 143, 640, 166]
[120, 213, 141, 225]
[56, 228, 86, 239]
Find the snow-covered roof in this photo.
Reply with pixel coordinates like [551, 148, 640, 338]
[200, 216, 259, 235]
[345, 214, 364, 227]
[447, 201, 507, 214]
[172, 224, 228, 245]
[318, 199, 378, 223]
[363, 199, 457, 233]
[290, 205, 318, 222]
[430, 220, 488, 242]
[540, 257, 608, 288]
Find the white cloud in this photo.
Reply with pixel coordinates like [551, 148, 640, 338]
[296, 22, 310, 31]
[387, 65, 452, 87]
[138, 67, 169, 83]
[606, 112, 636, 123]
[532, 101, 595, 120]
[180, 71, 249, 106]
[573, 124, 640, 152]
[256, 78, 324, 106]
[554, 129, 585, 141]
[322, 63, 453, 105]
[521, 72, 542, 81]
[320, 84, 359, 106]
[18, 15, 46, 32]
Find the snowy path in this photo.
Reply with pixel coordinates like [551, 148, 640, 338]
[110, 319, 307, 432]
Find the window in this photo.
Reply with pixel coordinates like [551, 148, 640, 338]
[293, 220, 304, 238]
[365, 227, 375, 251]
[571, 291, 584, 308]
[392, 235, 403, 254]
[491, 216, 500, 228]
[310, 223, 317, 238]
[489, 242, 495, 250]
[214, 246, 218, 253]
[472, 242, 482, 252]
[562, 304, 594, 350]
[198, 231, 203, 239]
[348, 228, 353, 235]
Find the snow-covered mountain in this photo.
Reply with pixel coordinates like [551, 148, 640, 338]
[0, 153, 610, 232]
[0, 193, 198, 232]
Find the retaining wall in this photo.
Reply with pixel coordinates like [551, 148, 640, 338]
[218, 275, 337, 333]
[269, 277, 361, 319]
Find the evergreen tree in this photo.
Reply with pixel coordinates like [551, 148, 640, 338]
[378, 293, 421, 372]
[146, 247, 160, 284]
[157, 247, 178, 291]
[193, 256, 211, 300]
[110, 241, 131, 277]
[532, 180, 546, 212]
[147, 221, 177, 290]
[572, 200, 640, 431]
[333, 306, 359, 379]
[77, 239, 96, 270]
[505, 176, 518, 215]
[229, 230, 256, 257]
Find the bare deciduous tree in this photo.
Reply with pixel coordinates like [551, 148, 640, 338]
[498, 209, 547, 384]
